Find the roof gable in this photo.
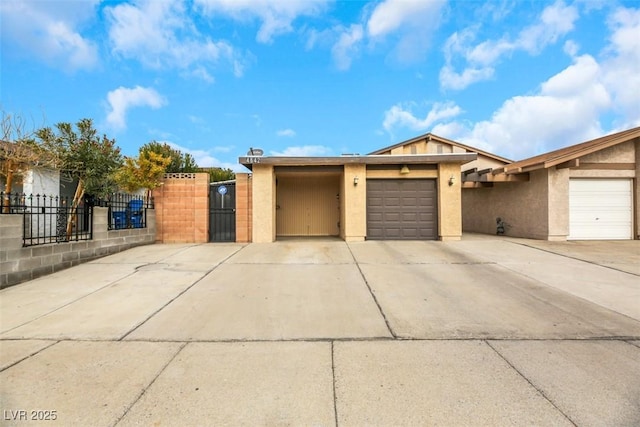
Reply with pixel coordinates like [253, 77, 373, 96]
[369, 132, 513, 164]
[494, 126, 640, 175]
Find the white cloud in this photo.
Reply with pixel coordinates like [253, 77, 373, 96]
[518, 1, 579, 54]
[195, 0, 329, 43]
[383, 102, 463, 133]
[367, 0, 444, 38]
[332, 24, 364, 71]
[276, 129, 297, 137]
[105, 0, 246, 79]
[384, 18, 640, 161]
[440, 1, 579, 90]
[271, 145, 332, 156]
[436, 54, 612, 159]
[0, 0, 99, 71]
[439, 65, 495, 91]
[425, 5, 640, 159]
[366, 0, 446, 64]
[106, 86, 167, 130]
[601, 7, 640, 127]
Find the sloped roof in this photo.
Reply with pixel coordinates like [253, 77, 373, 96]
[494, 126, 640, 175]
[369, 132, 513, 164]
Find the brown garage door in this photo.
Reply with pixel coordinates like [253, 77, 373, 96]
[367, 179, 438, 240]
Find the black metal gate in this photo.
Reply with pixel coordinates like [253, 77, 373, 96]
[209, 182, 236, 242]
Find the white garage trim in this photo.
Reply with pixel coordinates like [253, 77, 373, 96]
[569, 179, 633, 240]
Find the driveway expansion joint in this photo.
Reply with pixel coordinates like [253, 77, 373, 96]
[485, 340, 579, 427]
[346, 243, 397, 339]
[117, 245, 248, 341]
[0, 340, 60, 373]
[512, 241, 640, 277]
[111, 342, 188, 427]
[330, 341, 339, 427]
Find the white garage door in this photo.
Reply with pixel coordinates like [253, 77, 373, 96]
[569, 179, 633, 240]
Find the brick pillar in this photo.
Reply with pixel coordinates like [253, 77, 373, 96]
[235, 173, 252, 242]
[153, 173, 209, 243]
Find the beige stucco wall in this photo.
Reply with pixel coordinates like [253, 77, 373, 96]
[437, 163, 462, 240]
[579, 139, 635, 163]
[547, 168, 570, 240]
[636, 140, 640, 239]
[462, 169, 550, 239]
[342, 164, 366, 241]
[251, 164, 276, 243]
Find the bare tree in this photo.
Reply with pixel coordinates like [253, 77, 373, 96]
[0, 111, 56, 212]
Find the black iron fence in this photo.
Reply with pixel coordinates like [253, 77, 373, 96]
[100, 193, 154, 231]
[1, 192, 93, 246]
[1, 191, 154, 246]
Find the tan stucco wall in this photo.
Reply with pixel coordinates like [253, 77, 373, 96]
[462, 169, 550, 239]
[579, 139, 635, 163]
[437, 163, 462, 240]
[342, 164, 366, 241]
[636, 140, 640, 239]
[251, 164, 276, 242]
[547, 168, 570, 240]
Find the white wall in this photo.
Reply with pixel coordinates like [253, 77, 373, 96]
[22, 168, 60, 239]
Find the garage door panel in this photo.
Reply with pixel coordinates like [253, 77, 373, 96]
[384, 213, 401, 222]
[367, 179, 438, 240]
[569, 179, 632, 240]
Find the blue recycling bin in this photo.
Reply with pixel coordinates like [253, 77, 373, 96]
[127, 199, 144, 228]
[112, 211, 126, 229]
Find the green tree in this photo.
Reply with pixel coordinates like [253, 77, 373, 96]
[35, 119, 122, 236]
[114, 150, 171, 197]
[205, 167, 235, 182]
[140, 141, 198, 173]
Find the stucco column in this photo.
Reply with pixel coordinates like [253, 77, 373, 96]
[547, 168, 570, 241]
[342, 164, 366, 241]
[437, 163, 462, 241]
[251, 164, 276, 242]
[635, 139, 640, 239]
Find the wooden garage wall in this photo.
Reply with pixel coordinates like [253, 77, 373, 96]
[276, 175, 340, 236]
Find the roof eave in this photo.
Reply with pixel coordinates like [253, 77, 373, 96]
[239, 153, 477, 169]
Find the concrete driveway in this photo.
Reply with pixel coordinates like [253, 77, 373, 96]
[1, 237, 639, 426]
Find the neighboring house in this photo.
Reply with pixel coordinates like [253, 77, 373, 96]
[239, 139, 477, 242]
[462, 127, 640, 240]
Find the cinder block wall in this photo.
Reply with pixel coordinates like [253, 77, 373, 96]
[153, 173, 209, 243]
[235, 173, 252, 243]
[0, 207, 156, 289]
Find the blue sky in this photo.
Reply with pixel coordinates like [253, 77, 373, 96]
[1, 0, 639, 171]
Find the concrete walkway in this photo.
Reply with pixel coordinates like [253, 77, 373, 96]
[1, 237, 639, 426]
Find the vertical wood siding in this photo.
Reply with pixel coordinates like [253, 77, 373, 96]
[276, 175, 340, 236]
